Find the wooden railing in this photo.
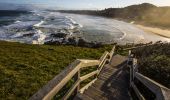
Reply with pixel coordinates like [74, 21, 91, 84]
[30, 46, 115, 100]
[128, 51, 170, 100]
[123, 42, 155, 51]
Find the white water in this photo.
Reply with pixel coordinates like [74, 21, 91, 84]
[32, 30, 46, 44]
[62, 13, 170, 44]
[0, 10, 170, 44]
[15, 20, 21, 23]
[34, 20, 44, 27]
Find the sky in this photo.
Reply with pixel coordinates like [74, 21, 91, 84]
[0, 0, 170, 10]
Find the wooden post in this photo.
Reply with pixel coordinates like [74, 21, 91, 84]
[129, 50, 132, 56]
[108, 46, 115, 62]
[77, 70, 80, 92]
[130, 61, 133, 86]
[127, 50, 132, 67]
[74, 70, 80, 93]
[128, 51, 133, 86]
[134, 59, 138, 72]
[132, 58, 137, 81]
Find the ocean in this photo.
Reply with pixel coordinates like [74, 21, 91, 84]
[0, 10, 169, 44]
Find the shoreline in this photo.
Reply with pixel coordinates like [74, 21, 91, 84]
[135, 24, 170, 38]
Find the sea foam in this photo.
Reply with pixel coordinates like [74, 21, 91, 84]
[34, 21, 44, 27]
[32, 30, 46, 44]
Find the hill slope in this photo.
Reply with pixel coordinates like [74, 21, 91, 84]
[0, 41, 112, 99]
[132, 43, 170, 88]
[59, 3, 170, 29]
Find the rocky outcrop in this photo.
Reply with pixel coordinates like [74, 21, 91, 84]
[45, 36, 103, 48]
[50, 32, 67, 38]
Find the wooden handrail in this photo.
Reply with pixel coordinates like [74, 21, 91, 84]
[30, 60, 81, 100]
[30, 45, 116, 100]
[30, 59, 101, 100]
[135, 72, 170, 100]
[109, 46, 115, 61]
[128, 54, 170, 100]
[123, 43, 154, 51]
[131, 82, 145, 100]
[97, 45, 115, 75]
[62, 79, 81, 100]
[79, 78, 97, 93]
[80, 70, 98, 81]
[98, 51, 109, 74]
[79, 59, 100, 68]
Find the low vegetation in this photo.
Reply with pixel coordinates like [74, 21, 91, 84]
[1, 41, 169, 99]
[0, 41, 112, 100]
[132, 42, 170, 88]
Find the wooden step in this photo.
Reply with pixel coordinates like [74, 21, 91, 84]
[76, 55, 130, 100]
[98, 70, 118, 81]
[110, 55, 127, 67]
[74, 93, 94, 100]
[98, 75, 111, 81]
[99, 71, 113, 77]
[99, 69, 116, 76]
[84, 86, 107, 100]
[99, 67, 118, 75]
[92, 79, 105, 89]
[100, 65, 117, 73]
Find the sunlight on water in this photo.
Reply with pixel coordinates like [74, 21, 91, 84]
[0, 10, 169, 44]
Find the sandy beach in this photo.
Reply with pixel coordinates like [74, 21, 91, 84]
[136, 25, 170, 38]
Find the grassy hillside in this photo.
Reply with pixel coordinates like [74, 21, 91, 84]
[1, 41, 169, 99]
[59, 3, 170, 29]
[0, 41, 112, 100]
[132, 43, 170, 88]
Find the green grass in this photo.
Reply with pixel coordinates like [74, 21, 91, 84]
[0, 41, 112, 100]
[2, 41, 169, 99]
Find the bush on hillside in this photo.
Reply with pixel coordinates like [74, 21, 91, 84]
[132, 43, 170, 88]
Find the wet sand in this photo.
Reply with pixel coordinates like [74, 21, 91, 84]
[136, 25, 170, 38]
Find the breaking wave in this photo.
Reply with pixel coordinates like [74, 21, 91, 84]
[0, 10, 169, 44]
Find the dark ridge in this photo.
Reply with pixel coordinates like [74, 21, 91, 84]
[57, 3, 170, 29]
[0, 10, 30, 17]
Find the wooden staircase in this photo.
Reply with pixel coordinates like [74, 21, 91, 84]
[30, 45, 170, 100]
[74, 55, 130, 100]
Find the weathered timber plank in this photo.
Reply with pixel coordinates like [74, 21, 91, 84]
[131, 82, 145, 100]
[79, 59, 100, 68]
[98, 60, 108, 76]
[84, 86, 106, 100]
[79, 78, 97, 93]
[80, 70, 98, 81]
[108, 46, 115, 62]
[135, 72, 170, 100]
[30, 59, 100, 100]
[62, 79, 81, 100]
[74, 93, 94, 100]
[30, 60, 81, 100]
